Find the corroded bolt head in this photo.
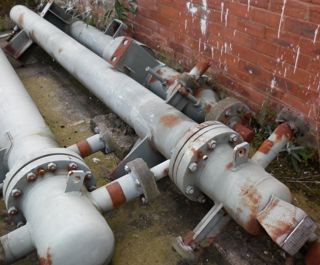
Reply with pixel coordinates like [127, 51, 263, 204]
[48, 162, 57, 172]
[16, 221, 25, 228]
[37, 167, 46, 177]
[188, 162, 197, 172]
[26, 172, 37, 182]
[68, 162, 78, 171]
[229, 134, 238, 143]
[185, 185, 195, 195]
[8, 207, 18, 216]
[11, 189, 22, 198]
[207, 140, 216, 150]
[202, 155, 208, 160]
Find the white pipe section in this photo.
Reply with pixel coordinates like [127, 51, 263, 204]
[0, 49, 57, 169]
[0, 225, 34, 264]
[89, 160, 170, 212]
[0, 48, 115, 264]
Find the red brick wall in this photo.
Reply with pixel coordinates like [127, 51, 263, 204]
[127, 0, 320, 125]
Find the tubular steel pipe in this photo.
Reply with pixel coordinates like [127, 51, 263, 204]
[10, 5, 195, 159]
[252, 122, 294, 168]
[11, 5, 317, 258]
[0, 48, 115, 264]
[89, 160, 170, 212]
[0, 225, 33, 264]
[67, 134, 106, 158]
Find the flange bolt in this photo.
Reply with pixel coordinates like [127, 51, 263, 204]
[8, 207, 18, 216]
[48, 162, 57, 172]
[188, 162, 198, 172]
[26, 172, 37, 182]
[11, 189, 22, 198]
[186, 185, 195, 195]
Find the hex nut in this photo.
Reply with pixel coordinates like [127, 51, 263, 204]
[68, 163, 78, 171]
[229, 134, 238, 143]
[188, 162, 198, 172]
[11, 189, 22, 198]
[207, 140, 216, 150]
[8, 207, 18, 216]
[185, 185, 195, 195]
[48, 162, 57, 172]
[26, 172, 37, 182]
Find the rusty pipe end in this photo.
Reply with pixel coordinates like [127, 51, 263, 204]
[233, 123, 255, 143]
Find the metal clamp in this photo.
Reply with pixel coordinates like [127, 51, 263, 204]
[126, 158, 160, 203]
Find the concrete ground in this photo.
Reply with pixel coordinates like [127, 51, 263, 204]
[0, 45, 319, 265]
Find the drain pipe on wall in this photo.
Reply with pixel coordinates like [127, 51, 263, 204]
[10, 5, 319, 263]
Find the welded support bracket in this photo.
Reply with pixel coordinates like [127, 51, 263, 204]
[233, 142, 249, 167]
[125, 158, 160, 203]
[173, 203, 230, 260]
[65, 170, 86, 193]
[111, 136, 165, 179]
[105, 19, 127, 38]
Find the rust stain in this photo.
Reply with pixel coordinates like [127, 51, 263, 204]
[37, 167, 46, 177]
[193, 88, 203, 98]
[108, 37, 133, 66]
[258, 197, 298, 243]
[233, 123, 255, 143]
[106, 181, 126, 208]
[167, 75, 179, 86]
[18, 14, 24, 27]
[163, 168, 169, 176]
[240, 185, 263, 235]
[39, 248, 52, 265]
[274, 122, 294, 143]
[225, 162, 233, 170]
[178, 86, 190, 97]
[191, 148, 204, 162]
[193, 60, 211, 76]
[306, 240, 320, 265]
[183, 231, 195, 246]
[203, 103, 212, 114]
[77, 139, 92, 158]
[257, 139, 274, 154]
[160, 114, 181, 127]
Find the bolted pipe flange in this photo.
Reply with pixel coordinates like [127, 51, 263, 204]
[169, 121, 243, 201]
[3, 148, 96, 225]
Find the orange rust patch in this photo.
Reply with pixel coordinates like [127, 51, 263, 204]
[77, 139, 92, 158]
[18, 14, 24, 27]
[160, 114, 181, 127]
[183, 231, 195, 246]
[306, 240, 320, 265]
[225, 162, 233, 170]
[106, 181, 126, 208]
[163, 168, 169, 176]
[233, 123, 255, 143]
[191, 148, 204, 162]
[257, 139, 274, 154]
[39, 248, 52, 265]
[274, 122, 294, 143]
[193, 60, 211, 76]
[240, 185, 263, 235]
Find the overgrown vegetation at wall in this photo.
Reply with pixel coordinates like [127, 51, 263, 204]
[58, 0, 130, 29]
